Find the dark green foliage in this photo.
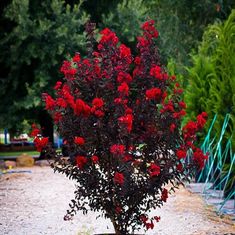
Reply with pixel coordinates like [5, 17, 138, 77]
[103, 0, 235, 71]
[0, 0, 88, 133]
[184, 10, 235, 150]
[101, 0, 147, 50]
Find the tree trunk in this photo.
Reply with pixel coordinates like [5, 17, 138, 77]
[38, 110, 54, 143]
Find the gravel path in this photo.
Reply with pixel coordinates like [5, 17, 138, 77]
[0, 166, 234, 235]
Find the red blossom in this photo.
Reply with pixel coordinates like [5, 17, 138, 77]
[176, 163, 183, 172]
[75, 156, 87, 169]
[30, 124, 40, 137]
[94, 110, 105, 117]
[154, 216, 161, 222]
[150, 65, 162, 80]
[44, 94, 56, 110]
[176, 149, 187, 159]
[72, 54, 80, 63]
[146, 88, 161, 100]
[137, 36, 150, 48]
[161, 100, 174, 113]
[34, 137, 49, 152]
[74, 136, 85, 145]
[53, 112, 63, 123]
[161, 188, 168, 202]
[174, 88, 184, 94]
[196, 112, 207, 129]
[193, 148, 208, 169]
[118, 82, 129, 96]
[170, 123, 176, 132]
[99, 28, 119, 45]
[91, 155, 99, 164]
[61, 85, 75, 108]
[74, 99, 91, 117]
[183, 121, 198, 138]
[92, 97, 104, 108]
[118, 114, 133, 132]
[134, 56, 141, 65]
[179, 101, 186, 109]
[60, 60, 71, 74]
[54, 81, 62, 90]
[114, 172, 124, 185]
[173, 110, 186, 119]
[148, 163, 161, 177]
[110, 144, 126, 155]
[140, 215, 148, 223]
[145, 221, 154, 230]
[119, 44, 132, 63]
[117, 72, 132, 83]
[56, 98, 67, 108]
[60, 60, 77, 78]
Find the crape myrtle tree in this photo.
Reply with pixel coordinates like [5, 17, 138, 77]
[31, 21, 208, 234]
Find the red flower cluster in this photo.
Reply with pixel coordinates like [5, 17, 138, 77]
[140, 215, 155, 230]
[148, 163, 161, 177]
[34, 137, 49, 152]
[114, 172, 124, 185]
[176, 149, 187, 159]
[170, 123, 176, 132]
[74, 136, 85, 145]
[193, 148, 208, 170]
[146, 88, 162, 100]
[91, 155, 99, 164]
[118, 82, 129, 96]
[99, 28, 119, 46]
[91, 97, 105, 117]
[72, 54, 80, 63]
[60, 60, 77, 79]
[196, 112, 207, 128]
[110, 144, 126, 155]
[56, 98, 67, 108]
[92, 98, 104, 108]
[183, 112, 207, 141]
[149, 65, 165, 80]
[44, 94, 55, 111]
[30, 123, 40, 137]
[119, 44, 132, 64]
[118, 114, 133, 132]
[75, 156, 87, 169]
[141, 19, 159, 39]
[161, 188, 168, 202]
[74, 99, 91, 117]
[117, 72, 132, 83]
[54, 81, 62, 90]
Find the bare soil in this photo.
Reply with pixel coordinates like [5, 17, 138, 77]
[0, 166, 234, 235]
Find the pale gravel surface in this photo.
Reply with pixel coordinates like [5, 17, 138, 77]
[0, 166, 234, 235]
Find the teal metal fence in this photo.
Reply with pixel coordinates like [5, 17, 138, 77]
[197, 114, 235, 214]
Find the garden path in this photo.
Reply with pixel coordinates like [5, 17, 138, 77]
[0, 166, 234, 235]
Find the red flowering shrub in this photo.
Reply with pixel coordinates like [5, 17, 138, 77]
[33, 21, 207, 234]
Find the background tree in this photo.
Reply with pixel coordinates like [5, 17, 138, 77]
[0, 0, 88, 139]
[102, 0, 234, 72]
[184, 10, 235, 150]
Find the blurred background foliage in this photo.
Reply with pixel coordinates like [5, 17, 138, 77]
[0, 0, 234, 148]
[184, 10, 235, 150]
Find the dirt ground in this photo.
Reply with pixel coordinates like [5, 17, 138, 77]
[0, 166, 234, 235]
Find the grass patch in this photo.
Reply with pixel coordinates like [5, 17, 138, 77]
[0, 151, 39, 157]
